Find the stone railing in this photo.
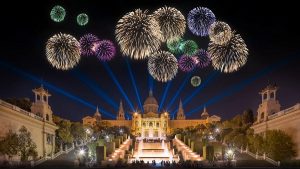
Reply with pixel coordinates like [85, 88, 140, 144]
[33, 141, 88, 167]
[0, 99, 43, 121]
[268, 103, 300, 120]
[236, 147, 280, 167]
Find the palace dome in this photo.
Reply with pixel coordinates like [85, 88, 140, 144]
[144, 91, 158, 106]
[143, 90, 159, 114]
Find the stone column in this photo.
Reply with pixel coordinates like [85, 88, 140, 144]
[52, 134, 55, 158]
[43, 132, 47, 157]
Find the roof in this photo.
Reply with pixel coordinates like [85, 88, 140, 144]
[260, 84, 278, 93]
[32, 86, 51, 96]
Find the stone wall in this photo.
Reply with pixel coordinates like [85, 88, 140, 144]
[0, 100, 57, 161]
[252, 103, 300, 159]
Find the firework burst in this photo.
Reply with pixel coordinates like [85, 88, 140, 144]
[153, 6, 186, 41]
[79, 34, 100, 56]
[115, 9, 163, 60]
[167, 37, 184, 55]
[208, 32, 248, 73]
[46, 33, 81, 70]
[187, 7, 216, 37]
[148, 51, 178, 82]
[194, 49, 211, 68]
[179, 40, 198, 56]
[209, 21, 232, 45]
[178, 55, 197, 72]
[50, 5, 66, 22]
[96, 40, 116, 61]
[77, 13, 89, 26]
[191, 76, 201, 87]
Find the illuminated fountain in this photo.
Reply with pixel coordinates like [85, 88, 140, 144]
[131, 138, 176, 163]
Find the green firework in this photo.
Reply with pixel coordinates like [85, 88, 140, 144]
[50, 5, 66, 22]
[167, 37, 184, 55]
[77, 13, 89, 26]
[179, 40, 198, 56]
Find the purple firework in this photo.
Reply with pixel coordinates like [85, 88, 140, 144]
[96, 40, 116, 61]
[79, 34, 100, 56]
[187, 7, 216, 37]
[178, 55, 197, 72]
[194, 49, 211, 68]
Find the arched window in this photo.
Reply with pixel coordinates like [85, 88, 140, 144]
[135, 121, 139, 127]
[156, 122, 159, 127]
[260, 112, 265, 120]
[37, 95, 40, 101]
[143, 122, 146, 127]
[270, 92, 275, 99]
[43, 95, 47, 102]
[263, 93, 267, 100]
[149, 122, 153, 127]
[46, 114, 49, 121]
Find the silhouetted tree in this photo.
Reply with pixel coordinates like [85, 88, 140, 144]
[18, 126, 37, 161]
[71, 122, 85, 142]
[0, 130, 19, 160]
[57, 120, 73, 144]
[4, 98, 32, 112]
[265, 130, 296, 161]
[242, 109, 254, 125]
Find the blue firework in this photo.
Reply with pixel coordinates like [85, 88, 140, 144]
[187, 7, 216, 37]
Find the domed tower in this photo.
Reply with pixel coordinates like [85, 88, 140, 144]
[143, 90, 159, 114]
[257, 84, 280, 123]
[31, 86, 54, 123]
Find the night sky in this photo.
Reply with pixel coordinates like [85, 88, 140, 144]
[0, 0, 299, 122]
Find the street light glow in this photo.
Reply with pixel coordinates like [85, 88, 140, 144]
[79, 149, 85, 155]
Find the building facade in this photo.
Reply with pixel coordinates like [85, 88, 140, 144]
[0, 87, 58, 161]
[251, 85, 300, 159]
[83, 91, 221, 137]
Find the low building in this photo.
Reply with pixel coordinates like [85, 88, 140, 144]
[0, 86, 58, 162]
[83, 91, 221, 137]
[251, 85, 300, 159]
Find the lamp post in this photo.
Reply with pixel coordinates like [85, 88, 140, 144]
[85, 128, 91, 142]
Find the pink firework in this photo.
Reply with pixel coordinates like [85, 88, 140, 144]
[79, 34, 100, 56]
[178, 55, 197, 72]
[194, 49, 211, 68]
[96, 40, 116, 61]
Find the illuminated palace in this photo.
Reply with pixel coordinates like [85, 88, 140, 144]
[83, 91, 221, 137]
[252, 85, 300, 159]
[0, 87, 57, 162]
